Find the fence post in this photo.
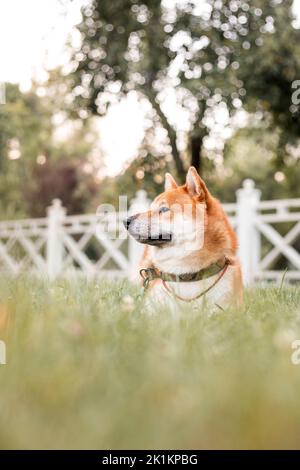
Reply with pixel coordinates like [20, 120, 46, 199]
[47, 199, 66, 280]
[128, 190, 151, 279]
[236, 179, 261, 286]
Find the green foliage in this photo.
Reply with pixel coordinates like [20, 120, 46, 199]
[0, 276, 300, 449]
[24, 160, 99, 217]
[235, 0, 300, 166]
[0, 84, 52, 164]
[0, 74, 101, 219]
[0, 84, 53, 218]
[219, 125, 300, 201]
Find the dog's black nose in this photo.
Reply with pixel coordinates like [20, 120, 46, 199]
[123, 216, 134, 230]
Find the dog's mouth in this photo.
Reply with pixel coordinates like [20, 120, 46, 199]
[136, 233, 172, 246]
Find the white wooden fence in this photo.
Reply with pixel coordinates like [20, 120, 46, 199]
[0, 180, 299, 285]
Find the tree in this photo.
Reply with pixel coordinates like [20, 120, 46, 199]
[69, 0, 299, 181]
[0, 73, 101, 219]
[0, 83, 53, 217]
[234, 0, 300, 169]
[24, 159, 98, 217]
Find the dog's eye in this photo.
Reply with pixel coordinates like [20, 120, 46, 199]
[159, 206, 170, 214]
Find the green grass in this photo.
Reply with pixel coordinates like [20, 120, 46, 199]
[0, 276, 300, 449]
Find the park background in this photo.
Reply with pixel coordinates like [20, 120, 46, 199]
[1, 0, 300, 220]
[0, 0, 300, 450]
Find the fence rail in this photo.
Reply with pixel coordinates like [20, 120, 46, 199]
[0, 180, 299, 285]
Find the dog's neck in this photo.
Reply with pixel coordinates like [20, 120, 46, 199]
[149, 244, 223, 275]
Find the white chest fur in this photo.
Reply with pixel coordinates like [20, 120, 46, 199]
[148, 266, 235, 311]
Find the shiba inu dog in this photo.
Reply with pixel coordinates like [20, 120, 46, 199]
[124, 167, 243, 310]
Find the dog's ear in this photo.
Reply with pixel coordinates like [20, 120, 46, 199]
[186, 167, 210, 200]
[164, 173, 178, 191]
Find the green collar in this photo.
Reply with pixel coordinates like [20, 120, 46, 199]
[140, 257, 229, 290]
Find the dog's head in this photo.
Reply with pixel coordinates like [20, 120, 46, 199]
[124, 167, 217, 252]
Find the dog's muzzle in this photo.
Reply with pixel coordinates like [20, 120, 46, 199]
[123, 215, 136, 230]
[123, 217, 172, 246]
[137, 233, 173, 246]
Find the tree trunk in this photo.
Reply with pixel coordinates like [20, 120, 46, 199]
[148, 94, 185, 182]
[191, 135, 203, 173]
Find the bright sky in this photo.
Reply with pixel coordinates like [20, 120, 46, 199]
[0, 0, 83, 87]
[0, 0, 300, 175]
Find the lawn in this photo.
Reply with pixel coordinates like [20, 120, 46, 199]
[0, 276, 300, 449]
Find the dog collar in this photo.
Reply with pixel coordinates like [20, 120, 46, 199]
[140, 257, 229, 291]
